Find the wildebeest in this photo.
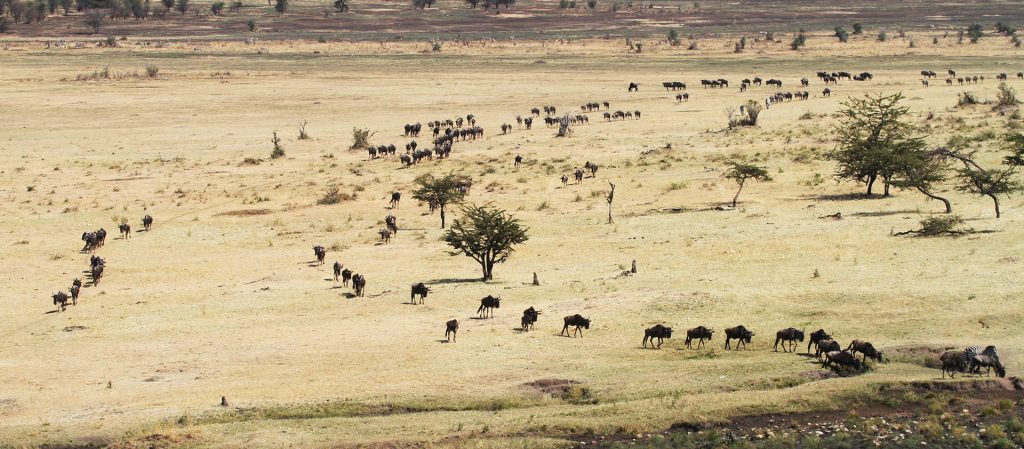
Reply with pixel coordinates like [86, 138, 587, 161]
[352, 274, 366, 297]
[445, 319, 459, 342]
[477, 295, 500, 318]
[514, 154, 523, 169]
[117, 223, 131, 239]
[524, 117, 533, 130]
[561, 174, 569, 187]
[815, 339, 841, 360]
[584, 161, 598, 177]
[341, 268, 352, 286]
[90, 259, 105, 286]
[724, 325, 754, 350]
[940, 350, 968, 378]
[807, 329, 832, 353]
[773, 328, 804, 353]
[561, 314, 591, 338]
[628, 82, 638, 92]
[574, 168, 584, 184]
[53, 291, 70, 312]
[1018, 72, 1024, 80]
[521, 306, 540, 331]
[766, 79, 782, 88]
[685, 326, 713, 349]
[390, 191, 401, 208]
[378, 229, 391, 243]
[996, 73, 1008, 81]
[642, 324, 673, 349]
[846, 340, 883, 364]
[385, 215, 398, 235]
[142, 214, 153, 231]
[313, 245, 326, 265]
[822, 88, 831, 97]
[69, 283, 80, 306]
[800, 77, 809, 87]
[530, 107, 541, 116]
[410, 282, 430, 304]
[81, 231, 99, 252]
[675, 93, 690, 102]
[822, 350, 862, 372]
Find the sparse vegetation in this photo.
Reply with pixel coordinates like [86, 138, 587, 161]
[350, 128, 372, 149]
[270, 131, 285, 159]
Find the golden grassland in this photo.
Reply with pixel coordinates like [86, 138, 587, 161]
[0, 34, 1022, 448]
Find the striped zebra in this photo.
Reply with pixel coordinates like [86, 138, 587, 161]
[965, 345, 1005, 377]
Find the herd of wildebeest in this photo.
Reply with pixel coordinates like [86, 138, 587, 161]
[49, 67, 1020, 382]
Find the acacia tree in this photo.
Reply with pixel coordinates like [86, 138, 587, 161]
[412, 172, 471, 228]
[888, 149, 952, 213]
[443, 204, 529, 281]
[830, 92, 922, 196]
[723, 161, 772, 207]
[936, 136, 1022, 218]
[333, 0, 348, 12]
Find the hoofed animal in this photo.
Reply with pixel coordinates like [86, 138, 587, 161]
[773, 328, 805, 353]
[445, 319, 459, 342]
[313, 245, 326, 265]
[847, 340, 883, 364]
[390, 191, 401, 208]
[521, 306, 540, 331]
[685, 326, 714, 349]
[142, 214, 153, 231]
[352, 274, 366, 297]
[807, 329, 832, 354]
[940, 350, 968, 378]
[815, 339, 841, 360]
[69, 283, 80, 306]
[341, 268, 353, 286]
[628, 82, 639, 92]
[823, 350, 862, 372]
[118, 223, 131, 239]
[52, 292, 70, 312]
[333, 261, 342, 281]
[561, 314, 591, 338]
[410, 282, 430, 304]
[477, 295, 500, 318]
[724, 325, 754, 350]
[642, 324, 673, 349]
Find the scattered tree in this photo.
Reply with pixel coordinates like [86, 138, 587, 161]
[274, 0, 286, 13]
[85, 9, 104, 33]
[210, 0, 223, 14]
[605, 182, 615, 224]
[333, 0, 348, 12]
[888, 148, 952, 213]
[852, 22, 863, 34]
[246, 17, 256, 31]
[350, 127, 372, 149]
[834, 26, 848, 42]
[790, 33, 806, 50]
[175, 0, 188, 14]
[936, 137, 1022, 218]
[667, 29, 680, 46]
[443, 203, 529, 281]
[412, 172, 472, 228]
[967, 23, 983, 43]
[723, 161, 772, 207]
[996, 82, 1020, 109]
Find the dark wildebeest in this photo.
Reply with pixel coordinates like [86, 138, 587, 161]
[628, 82, 638, 92]
[847, 340, 883, 364]
[341, 268, 352, 286]
[574, 168, 584, 184]
[118, 223, 131, 239]
[378, 229, 391, 243]
[524, 117, 533, 130]
[445, 319, 459, 342]
[521, 306, 540, 331]
[514, 154, 523, 169]
[477, 295, 500, 318]
[685, 326, 713, 349]
[807, 329, 832, 354]
[940, 350, 968, 378]
[313, 245, 326, 265]
[352, 274, 366, 297]
[724, 325, 754, 350]
[96, 228, 107, 246]
[410, 283, 430, 304]
[642, 324, 673, 349]
[561, 314, 591, 338]
[815, 339, 841, 360]
[584, 161, 598, 177]
[822, 88, 831, 97]
[773, 328, 805, 353]
[81, 231, 99, 252]
[676, 93, 690, 102]
[69, 283, 80, 306]
[390, 192, 401, 208]
[53, 291, 70, 312]
[531, 107, 541, 116]
[332, 261, 342, 281]
[561, 174, 569, 187]
[142, 214, 153, 231]
[91, 262, 104, 286]
[822, 350, 862, 372]
[385, 215, 398, 235]
[800, 77, 809, 87]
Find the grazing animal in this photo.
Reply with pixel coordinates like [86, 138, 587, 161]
[445, 319, 459, 342]
[685, 326, 714, 349]
[561, 314, 591, 338]
[385, 215, 398, 235]
[332, 261, 342, 281]
[966, 346, 1004, 377]
[822, 350, 862, 372]
[514, 154, 523, 169]
[847, 340, 884, 363]
[807, 329, 832, 354]
[341, 268, 353, 286]
[390, 191, 401, 208]
[940, 350, 968, 378]
[313, 245, 326, 265]
[410, 283, 430, 304]
[352, 274, 366, 297]
[477, 295, 500, 318]
[773, 328, 805, 353]
[643, 324, 673, 349]
[118, 223, 131, 239]
[822, 88, 831, 97]
[524, 117, 533, 130]
[574, 168, 584, 184]
[142, 214, 153, 231]
[52, 292, 70, 312]
[379, 228, 392, 244]
[628, 82, 639, 92]
[521, 306, 540, 331]
[69, 283, 80, 305]
[724, 325, 754, 350]
[815, 339, 841, 360]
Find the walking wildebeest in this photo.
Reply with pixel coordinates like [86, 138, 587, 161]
[846, 340, 883, 364]
[118, 223, 131, 239]
[142, 214, 153, 231]
[52, 291, 70, 312]
[815, 339, 841, 360]
[352, 274, 366, 297]
[69, 283, 80, 306]
[561, 314, 591, 338]
[341, 268, 352, 286]
[561, 174, 569, 186]
[514, 154, 523, 169]
[940, 350, 968, 378]
[477, 295, 500, 318]
[521, 306, 540, 331]
[724, 325, 754, 350]
[91, 261, 104, 286]
[822, 350, 862, 372]
[822, 88, 831, 97]
[410, 283, 429, 304]
[773, 328, 804, 353]
[807, 329, 832, 353]
[390, 191, 401, 208]
[313, 245, 326, 265]
[379, 228, 392, 244]
[332, 261, 342, 281]
[445, 319, 459, 342]
[385, 215, 398, 235]
[574, 168, 584, 184]
[628, 82, 638, 92]
[642, 324, 673, 349]
[685, 326, 714, 349]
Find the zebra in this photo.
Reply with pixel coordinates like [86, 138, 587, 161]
[965, 345, 1004, 377]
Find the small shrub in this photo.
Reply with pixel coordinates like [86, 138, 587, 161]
[298, 121, 310, 140]
[270, 132, 285, 159]
[586, 0, 595, 8]
[246, 18, 256, 31]
[350, 128, 372, 149]
[834, 26, 848, 42]
[145, 64, 159, 78]
[917, 215, 964, 236]
[242, 157, 262, 165]
[877, 30, 888, 42]
[958, 92, 980, 107]
[667, 29, 679, 45]
[790, 33, 806, 50]
[996, 82, 1020, 108]
[967, 23, 983, 43]
[317, 35, 327, 43]
[317, 186, 343, 205]
[852, 22, 863, 34]
[431, 40, 441, 52]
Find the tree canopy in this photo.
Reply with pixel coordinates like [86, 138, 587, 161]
[443, 204, 529, 281]
[412, 172, 472, 228]
[722, 161, 772, 207]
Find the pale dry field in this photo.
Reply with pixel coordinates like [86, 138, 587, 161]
[0, 35, 1023, 448]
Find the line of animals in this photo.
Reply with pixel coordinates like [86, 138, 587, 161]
[53, 215, 152, 312]
[919, 69, 1023, 86]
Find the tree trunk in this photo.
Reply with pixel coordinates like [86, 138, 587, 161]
[882, 181, 891, 197]
[732, 181, 745, 207]
[866, 173, 876, 196]
[440, 205, 446, 228]
[917, 187, 952, 213]
[988, 193, 1001, 218]
[485, 260, 494, 281]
